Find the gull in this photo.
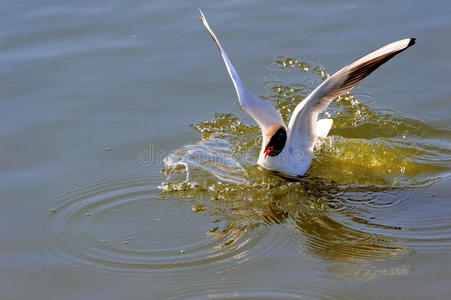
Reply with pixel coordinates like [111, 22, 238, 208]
[198, 9, 415, 176]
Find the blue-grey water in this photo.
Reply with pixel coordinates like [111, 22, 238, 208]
[1, 1, 451, 299]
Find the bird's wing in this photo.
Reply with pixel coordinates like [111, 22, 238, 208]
[287, 38, 416, 148]
[198, 9, 284, 132]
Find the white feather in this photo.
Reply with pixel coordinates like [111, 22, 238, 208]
[287, 38, 415, 152]
[198, 9, 284, 133]
[316, 119, 333, 138]
[198, 9, 415, 176]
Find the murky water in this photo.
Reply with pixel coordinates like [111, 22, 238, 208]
[1, 0, 451, 299]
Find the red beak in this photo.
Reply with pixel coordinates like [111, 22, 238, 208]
[264, 145, 274, 158]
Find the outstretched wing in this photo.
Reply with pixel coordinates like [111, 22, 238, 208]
[287, 38, 416, 148]
[198, 9, 284, 132]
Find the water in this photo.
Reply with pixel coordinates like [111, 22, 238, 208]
[1, 0, 450, 299]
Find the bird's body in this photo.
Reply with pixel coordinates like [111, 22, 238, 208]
[198, 9, 415, 177]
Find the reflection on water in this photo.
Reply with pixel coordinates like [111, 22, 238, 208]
[161, 58, 451, 278]
[2, 0, 451, 297]
[15, 58, 449, 297]
[162, 170, 411, 273]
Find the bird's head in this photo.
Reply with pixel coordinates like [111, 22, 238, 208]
[264, 124, 287, 158]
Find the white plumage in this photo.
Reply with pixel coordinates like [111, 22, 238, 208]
[198, 9, 415, 176]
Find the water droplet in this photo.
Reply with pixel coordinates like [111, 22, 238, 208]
[209, 227, 219, 233]
[192, 204, 206, 212]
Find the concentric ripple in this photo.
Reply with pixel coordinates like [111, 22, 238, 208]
[160, 288, 355, 300]
[40, 171, 269, 274]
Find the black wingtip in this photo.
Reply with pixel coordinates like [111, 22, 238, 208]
[408, 38, 416, 47]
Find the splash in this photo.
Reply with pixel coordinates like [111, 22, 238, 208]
[163, 58, 449, 190]
[160, 57, 451, 271]
[161, 133, 249, 191]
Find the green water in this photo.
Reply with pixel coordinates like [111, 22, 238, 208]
[1, 0, 451, 299]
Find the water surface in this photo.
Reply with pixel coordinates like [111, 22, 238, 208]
[1, 0, 451, 299]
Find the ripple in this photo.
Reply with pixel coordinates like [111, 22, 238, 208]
[150, 276, 358, 300]
[161, 57, 451, 280]
[173, 66, 449, 188]
[39, 172, 266, 274]
[267, 56, 328, 80]
[326, 261, 413, 281]
[170, 289, 339, 300]
[328, 186, 415, 212]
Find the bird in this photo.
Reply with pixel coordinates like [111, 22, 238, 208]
[198, 9, 415, 177]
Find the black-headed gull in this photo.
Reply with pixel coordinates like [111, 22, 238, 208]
[198, 9, 415, 176]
